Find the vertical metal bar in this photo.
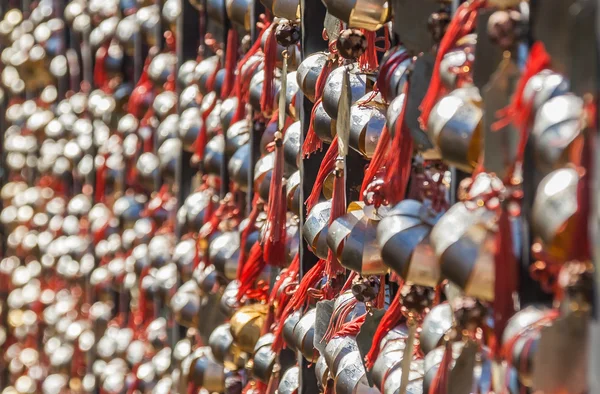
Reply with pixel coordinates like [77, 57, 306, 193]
[298, 0, 327, 390]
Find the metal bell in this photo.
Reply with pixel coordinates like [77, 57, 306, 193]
[209, 323, 245, 368]
[249, 70, 282, 113]
[179, 107, 202, 152]
[322, 0, 389, 30]
[153, 91, 178, 121]
[423, 342, 467, 394]
[207, 0, 227, 25]
[438, 35, 476, 90]
[229, 144, 251, 192]
[349, 92, 386, 159]
[296, 52, 329, 103]
[427, 87, 482, 172]
[252, 333, 277, 383]
[292, 307, 317, 361]
[324, 335, 360, 378]
[229, 303, 268, 353]
[531, 94, 583, 174]
[322, 65, 368, 120]
[188, 347, 225, 393]
[262, 0, 300, 20]
[226, 120, 250, 157]
[278, 365, 300, 394]
[203, 135, 225, 176]
[286, 171, 302, 216]
[209, 231, 240, 281]
[220, 280, 241, 317]
[195, 56, 221, 95]
[226, 0, 252, 30]
[180, 84, 201, 111]
[302, 200, 332, 260]
[221, 97, 239, 132]
[328, 202, 389, 275]
[531, 167, 579, 260]
[377, 200, 443, 286]
[379, 46, 411, 101]
[254, 152, 275, 200]
[522, 70, 570, 114]
[284, 120, 301, 169]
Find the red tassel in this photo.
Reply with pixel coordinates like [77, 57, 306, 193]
[263, 123, 288, 267]
[94, 42, 110, 91]
[419, 0, 485, 128]
[242, 381, 267, 394]
[236, 243, 266, 302]
[129, 55, 154, 118]
[325, 163, 346, 278]
[384, 88, 413, 205]
[493, 208, 518, 343]
[95, 154, 108, 203]
[221, 29, 239, 99]
[359, 30, 379, 72]
[238, 194, 263, 279]
[335, 314, 366, 337]
[303, 60, 335, 157]
[365, 283, 404, 369]
[269, 254, 300, 320]
[360, 125, 390, 197]
[272, 259, 327, 352]
[260, 26, 278, 116]
[428, 340, 452, 394]
[305, 137, 339, 213]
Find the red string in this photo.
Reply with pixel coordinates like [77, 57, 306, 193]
[305, 137, 339, 213]
[384, 87, 413, 205]
[358, 30, 379, 72]
[238, 194, 262, 279]
[129, 55, 155, 118]
[94, 154, 109, 203]
[221, 29, 239, 99]
[428, 340, 452, 394]
[260, 26, 278, 116]
[93, 41, 111, 92]
[419, 0, 485, 128]
[236, 243, 266, 302]
[377, 50, 412, 103]
[360, 125, 390, 197]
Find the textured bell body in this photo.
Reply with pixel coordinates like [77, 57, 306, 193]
[278, 365, 300, 394]
[229, 303, 268, 353]
[303, 200, 332, 260]
[296, 52, 329, 103]
[322, 65, 368, 121]
[229, 144, 251, 192]
[252, 333, 277, 383]
[349, 93, 387, 159]
[377, 200, 442, 286]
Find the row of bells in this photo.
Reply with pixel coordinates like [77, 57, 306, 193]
[0, 0, 590, 393]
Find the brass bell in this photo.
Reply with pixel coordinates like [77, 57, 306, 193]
[328, 202, 389, 275]
[427, 87, 482, 172]
[377, 200, 443, 286]
[187, 347, 225, 393]
[262, 0, 300, 20]
[229, 303, 268, 353]
[322, 0, 389, 30]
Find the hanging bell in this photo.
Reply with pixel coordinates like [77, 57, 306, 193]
[229, 304, 268, 353]
[254, 152, 275, 201]
[283, 121, 301, 170]
[195, 56, 221, 95]
[252, 333, 277, 383]
[187, 347, 225, 393]
[349, 92, 387, 159]
[203, 135, 225, 176]
[286, 170, 302, 216]
[419, 303, 453, 355]
[322, 65, 368, 120]
[438, 34, 476, 90]
[531, 167, 579, 261]
[377, 200, 443, 286]
[226, 0, 252, 30]
[229, 144, 251, 192]
[302, 200, 332, 260]
[179, 107, 202, 152]
[208, 323, 246, 369]
[296, 52, 329, 103]
[278, 365, 300, 394]
[148, 53, 177, 88]
[262, 0, 300, 21]
[226, 120, 250, 157]
[427, 87, 483, 172]
[328, 202, 390, 275]
[322, 0, 389, 30]
[209, 231, 240, 281]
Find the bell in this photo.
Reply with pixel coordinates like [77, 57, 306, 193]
[226, 0, 252, 30]
[296, 52, 329, 103]
[153, 91, 178, 121]
[209, 323, 246, 369]
[423, 342, 469, 394]
[180, 84, 201, 110]
[322, 0, 388, 30]
[252, 333, 277, 383]
[502, 306, 550, 387]
[379, 46, 411, 102]
[148, 52, 177, 87]
[113, 194, 146, 229]
[249, 70, 282, 113]
[209, 231, 240, 281]
[377, 200, 443, 286]
[349, 92, 386, 159]
[438, 35, 476, 90]
[260, 24, 301, 70]
[278, 366, 300, 394]
[315, 355, 331, 389]
[322, 65, 368, 120]
[291, 307, 317, 361]
[254, 152, 275, 200]
[188, 347, 225, 393]
[203, 135, 225, 176]
[531, 94, 583, 174]
[138, 5, 160, 46]
[162, 0, 181, 32]
[333, 351, 371, 394]
[531, 167, 579, 260]
[370, 324, 411, 389]
[220, 280, 241, 317]
[226, 120, 250, 157]
[182, 190, 214, 232]
[262, 0, 299, 20]
[277, 71, 300, 120]
[228, 144, 251, 192]
[207, 0, 227, 25]
[522, 70, 570, 113]
[195, 56, 221, 95]
[229, 303, 268, 353]
[420, 303, 454, 356]
[328, 202, 389, 275]
[383, 359, 424, 394]
[427, 87, 482, 172]
[324, 335, 360, 377]
[220, 97, 239, 132]
[283, 121, 301, 170]
[430, 200, 498, 302]
[302, 200, 332, 260]
[286, 171, 302, 216]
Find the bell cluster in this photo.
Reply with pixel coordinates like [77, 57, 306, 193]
[0, 0, 596, 393]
